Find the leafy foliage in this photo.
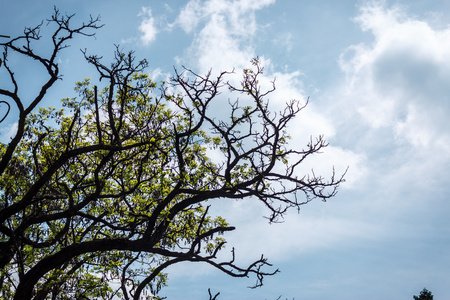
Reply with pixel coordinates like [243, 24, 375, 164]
[0, 9, 344, 300]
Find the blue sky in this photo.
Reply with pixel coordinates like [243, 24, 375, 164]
[1, 0, 450, 299]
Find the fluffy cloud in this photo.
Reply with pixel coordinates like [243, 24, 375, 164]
[162, 2, 450, 297]
[0, 121, 17, 142]
[339, 2, 450, 153]
[181, 0, 450, 260]
[176, 0, 275, 35]
[325, 3, 450, 248]
[139, 7, 158, 45]
[166, 0, 369, 266]
[175, 0, 275, 72]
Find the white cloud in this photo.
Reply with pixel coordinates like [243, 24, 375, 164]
[176, 0, 203, 33]
[176, 0, 275, 35]
[158, 1, 369, 270]
[326, 1, 450, 228]
[172, 0, 367, 189]
[339, 1, 450, 152]
[175, 0, 276, 72]
[139, 7, 158, 45]
[0, 122, 17, 142]
[195, 192, 384, 268]
[161, 3, 450, 297]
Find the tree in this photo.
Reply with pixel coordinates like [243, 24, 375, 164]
[0, 9, 345, 300]
[414, 288, 433, 300]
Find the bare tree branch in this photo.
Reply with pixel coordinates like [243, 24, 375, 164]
[0, 12, 344, 300]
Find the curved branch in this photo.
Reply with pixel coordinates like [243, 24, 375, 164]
[0, 101, 10, 123]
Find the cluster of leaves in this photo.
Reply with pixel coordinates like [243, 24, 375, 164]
[0, 9, 344, 300]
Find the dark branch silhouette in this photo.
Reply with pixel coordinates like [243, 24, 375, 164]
[0, 9, 345, 300]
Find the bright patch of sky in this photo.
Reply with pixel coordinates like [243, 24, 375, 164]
[1, 0, 450, 299]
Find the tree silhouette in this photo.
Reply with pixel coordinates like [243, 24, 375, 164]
[0, 8, 345, 300]
[413, 288, 433, 300]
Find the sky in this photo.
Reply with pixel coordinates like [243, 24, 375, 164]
[1, 0, 450, 299]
